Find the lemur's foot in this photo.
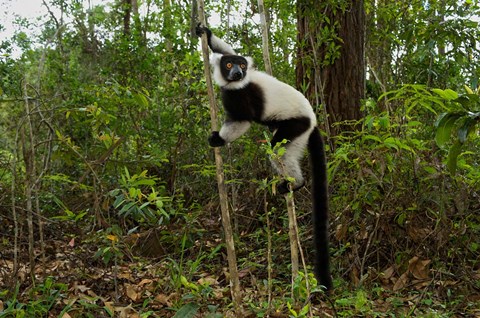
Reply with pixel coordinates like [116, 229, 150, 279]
[277, 180, 305, 195]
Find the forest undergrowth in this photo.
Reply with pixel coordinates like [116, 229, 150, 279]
[2, 95, 480, 317]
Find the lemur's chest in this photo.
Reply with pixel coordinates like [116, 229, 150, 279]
[221, 83, 265, 121]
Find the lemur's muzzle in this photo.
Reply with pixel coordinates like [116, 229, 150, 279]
[228, 65, 244, 81]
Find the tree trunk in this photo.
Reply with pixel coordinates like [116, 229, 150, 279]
[123, 0, 131, 37]
[296, 0, 365, 136]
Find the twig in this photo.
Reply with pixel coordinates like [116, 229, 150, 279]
[264, 191, 273, 317]
[22, 79, 36, 282]
[257, 0, 272, 75]
[285, 192, 300, 295]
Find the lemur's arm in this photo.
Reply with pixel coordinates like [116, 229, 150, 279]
[208, 120, 252, 147]
[196, 24, 236, 55]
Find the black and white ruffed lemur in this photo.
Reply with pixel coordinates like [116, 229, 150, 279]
[196, 24, 332, 290]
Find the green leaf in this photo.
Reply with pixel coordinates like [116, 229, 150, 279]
[432, 88, 458, 101]
[383, 137, 399, 150]
[119, 201, 136, 214]
[134, 92, 149, 108]
[362, 135, 382, 143]
[173, 303, 200, 318]
[457, 117, 476, 143]
[113, 195, 125, 208]
[435, 113, 462, 147]
[132, 178, 156, 187]
[464, 85, 474, 94]
[447, 141, 463, 175]
[407, 121, 422, 127]
[455, 94, 480, 109]
[299, 304, 310, 316]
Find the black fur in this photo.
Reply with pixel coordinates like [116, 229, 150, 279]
[268, 117, 310, 145]
[196, 23, 214, 49]
[208, 131, 225, 147]
[308, 128, 332, 290]
[221, 83, 265, 122]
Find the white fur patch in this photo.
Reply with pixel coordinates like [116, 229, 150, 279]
[210, 34, 236, 55]
[270, 130, 311, 187]
[249, 71, 317, 126]
[219, 121, 252, 143]
[210, 53, 228, 87]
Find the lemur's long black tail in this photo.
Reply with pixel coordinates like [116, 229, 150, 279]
[308, 127, 332, 291]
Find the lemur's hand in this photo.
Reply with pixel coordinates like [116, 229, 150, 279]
[208, 131, 226, 147]
[195, 23, 206, 37]
[195, 23, 211, 38]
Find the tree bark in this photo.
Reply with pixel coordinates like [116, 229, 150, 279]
[123, 0, 131, 37]
[296, 0, 365, 135]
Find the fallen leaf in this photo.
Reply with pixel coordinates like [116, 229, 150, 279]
[60, 313, 72, 318]
[237, 267, 251, 278]
[113, 304, 137, 318]
[73, 284, 90, 293]
[335, 224, 347, 241]
[412, 279, 430, 290]
[473, 269, 480, 280]
[437, 280, 457, 287]
[408, 256, 431, 280]
[138, 278, 153, 286]
[104, 301, 115, 314]
[154, 293, 171, 306]
[213, 288, 224, 300]
[118, 272, 133, 281]
[407, 226, 431, 241]
[125, 284, 140, 302]
[393, 271, 409, 291]
[381, 265, 395, 280]
[198, 276, 218, 286]
[87, 290, 99, 298]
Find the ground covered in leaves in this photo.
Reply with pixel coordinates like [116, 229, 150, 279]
[1, 212, 480, 318]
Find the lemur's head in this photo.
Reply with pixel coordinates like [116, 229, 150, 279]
[220, 55, 248, 82]
[211, 53, 253, 89]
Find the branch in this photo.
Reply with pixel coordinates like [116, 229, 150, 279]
[197, 0, 242, 310]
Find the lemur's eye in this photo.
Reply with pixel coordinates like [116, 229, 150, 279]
[240, 63, 246, 69]
[226, 63, 233, 69]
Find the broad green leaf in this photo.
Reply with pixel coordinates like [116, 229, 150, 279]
[456, 94, 480, 109]
[435, 113, 462, 147]
[134, 92, 149, 108]
[407, 121, 422, 127]
[132, 179, 156, 187]
[119, 201, 136, 214]
[464, 85, 474, 94]
[173, 303, 200, 318]
[447, 141, 463, 175]
[383, 137, 399, 150]
[362, 135, 382, 143]
[378, 116, 390, 128]
[432, 88, 458, 101]
[457, 117, 476, 143]
[113, 195, 125, 208]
